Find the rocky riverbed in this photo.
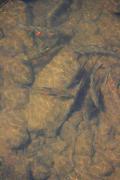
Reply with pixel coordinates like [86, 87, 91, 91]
[0, 0, 120, 179]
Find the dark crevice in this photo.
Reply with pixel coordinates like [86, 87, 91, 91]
[30, 129, 46, 138]
[48, 0, 74, 26]
[27, 165, 35, 180]
[86, 97, 100, 121]
[11, 129, 32, 153]
[67, 63, 87, 89]
[0, 0, 9, 8]
[75, 50, 120, 61]
[0, 28, 5, 39]
[97, 90, 105, 112]
[56, 71, 90, 136]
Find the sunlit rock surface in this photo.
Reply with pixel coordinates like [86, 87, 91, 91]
[0, 0, 120, 179]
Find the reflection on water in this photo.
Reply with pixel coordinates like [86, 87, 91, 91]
[0, 0, 120, 179]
